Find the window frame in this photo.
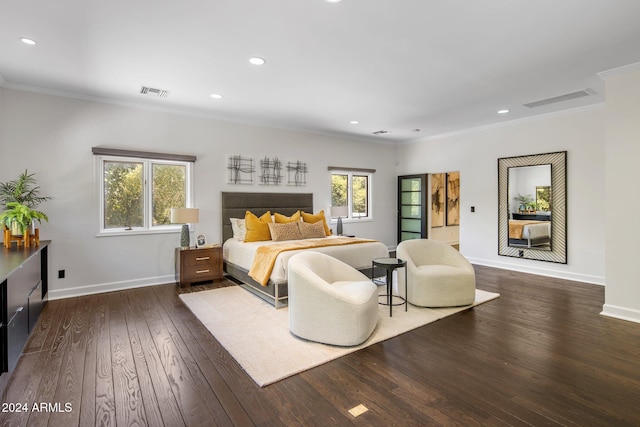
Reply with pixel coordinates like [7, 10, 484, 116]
[329, 169, 373, 222]
[96, 154, 194, 236]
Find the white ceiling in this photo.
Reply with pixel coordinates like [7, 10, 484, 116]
[2, 0, 640, 143]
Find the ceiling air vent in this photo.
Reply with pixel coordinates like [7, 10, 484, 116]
[140, 86, 170, 98]
[372, 130, 390, 135]
[523, 89, 596, 108]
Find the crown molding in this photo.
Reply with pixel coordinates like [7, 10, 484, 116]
[399, 103, 605, 145]
[597, 62, 640, 79]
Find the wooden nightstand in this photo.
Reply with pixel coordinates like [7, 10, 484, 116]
[175, 246, 223, 288]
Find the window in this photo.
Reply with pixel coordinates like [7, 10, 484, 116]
[330, 169, 373, 220]
[94, 148, 195, 234]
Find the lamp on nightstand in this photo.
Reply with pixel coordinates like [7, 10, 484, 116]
[170, 207, 199, 249]
[331, 205, 348, 236]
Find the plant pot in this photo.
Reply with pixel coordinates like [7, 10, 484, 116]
[10, 220, 22, 236]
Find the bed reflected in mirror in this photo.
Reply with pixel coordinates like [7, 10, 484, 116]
[508, 164, 552, 251]
[498, 151, 567, 264]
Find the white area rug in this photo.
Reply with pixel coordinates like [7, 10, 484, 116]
[180, 286, 499, 387]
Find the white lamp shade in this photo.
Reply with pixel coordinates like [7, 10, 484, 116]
[170, 207, 199, 224]
[331, 205, 348, 218]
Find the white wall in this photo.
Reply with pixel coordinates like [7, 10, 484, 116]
[602, 66, 640, 323]
[397, 106, 606, 285]
[0, 88, 397, 299]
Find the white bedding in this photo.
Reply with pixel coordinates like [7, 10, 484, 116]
[521, 222, 551, 239]
[223, 236, 389, 284]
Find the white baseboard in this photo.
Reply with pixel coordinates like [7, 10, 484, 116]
[48, 274, 176, 300]
[600, 304, 640, 324]
[467, 257, 605, 286]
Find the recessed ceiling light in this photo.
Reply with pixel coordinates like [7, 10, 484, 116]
[210, 93, 223, 99]
[497, 109, 510, 114]
[349, 120, 359, 125]
[249, 57, 266, 66]
[20, 37, 37, 45]
[326, 0, 342, 3]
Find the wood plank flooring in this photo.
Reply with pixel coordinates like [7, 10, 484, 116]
[1, 265, 639, 426]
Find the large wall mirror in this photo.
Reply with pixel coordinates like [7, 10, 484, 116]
[498, 151, 567, 263]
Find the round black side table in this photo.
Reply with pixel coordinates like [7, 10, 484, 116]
[372, 257, 407, 317]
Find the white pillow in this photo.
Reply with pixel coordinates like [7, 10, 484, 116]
[230, 218, 247, 240]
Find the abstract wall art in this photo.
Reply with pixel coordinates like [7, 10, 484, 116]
[446, 171, 460, 226]
[227, 155, 255, 184]
[286, 160, 308, 186]
[260, 156, 283, 185]
[431, 173, 445, 228]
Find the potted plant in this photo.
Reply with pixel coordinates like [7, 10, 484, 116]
[0, 169, 52, 208]
[0, 170, 51, 236]
[0, 202, 48, 236]
[514, 193, 536, 213]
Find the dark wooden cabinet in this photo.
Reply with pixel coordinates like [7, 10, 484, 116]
[175, 246, 223, 287]
[512, 213, 551, 221]
[1, 241, 49, 373]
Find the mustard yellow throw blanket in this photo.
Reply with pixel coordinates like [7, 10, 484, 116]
[248, 237, 376, 286]
[508, 220, 545, 239]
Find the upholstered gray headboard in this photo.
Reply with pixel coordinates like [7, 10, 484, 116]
[221, 192, 313, 242]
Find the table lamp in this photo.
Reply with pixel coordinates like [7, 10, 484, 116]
[331, 205, 348, 236]
[170, 207, 199, 249]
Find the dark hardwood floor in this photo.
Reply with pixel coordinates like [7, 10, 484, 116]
[1, 265, 639, 426]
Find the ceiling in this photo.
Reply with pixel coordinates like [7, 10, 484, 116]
[2, 1, 640, 144]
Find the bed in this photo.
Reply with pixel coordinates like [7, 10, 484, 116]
[221, 192, 389, 307]
[508, 219, 551, 248]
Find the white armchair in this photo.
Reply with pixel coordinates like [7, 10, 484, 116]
[396, 239, 476, 307]
[288, 252, 379, 346]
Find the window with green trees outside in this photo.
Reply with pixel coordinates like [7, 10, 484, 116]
[330, 171, 371, 219]
[99, 155, 193, 233]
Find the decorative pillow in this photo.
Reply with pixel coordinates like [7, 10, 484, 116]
[298, 220, 327, 239]
[274, 211, 301, 223]
[268, 222, 303, 241]
[301, 210, 332, 236]
[230, 218, 246, 240]
[244, 211, 273, 242]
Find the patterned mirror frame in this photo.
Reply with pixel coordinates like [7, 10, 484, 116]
[498, 151, 567, 264]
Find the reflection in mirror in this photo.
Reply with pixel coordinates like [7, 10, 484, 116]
[508, 165, 552, 251]
[536, 186, 551, 211]
[498, 151, 567, 264]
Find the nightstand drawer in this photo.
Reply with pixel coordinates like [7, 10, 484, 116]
[182, 266, 218, 281]
[182, 249, 220, 267]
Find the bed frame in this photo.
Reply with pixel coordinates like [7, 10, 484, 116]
[508, 218, 551, 249]
[508, 236, 551, 249]
[221, 192, 313, 308]
[220, 191, 384, 308]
